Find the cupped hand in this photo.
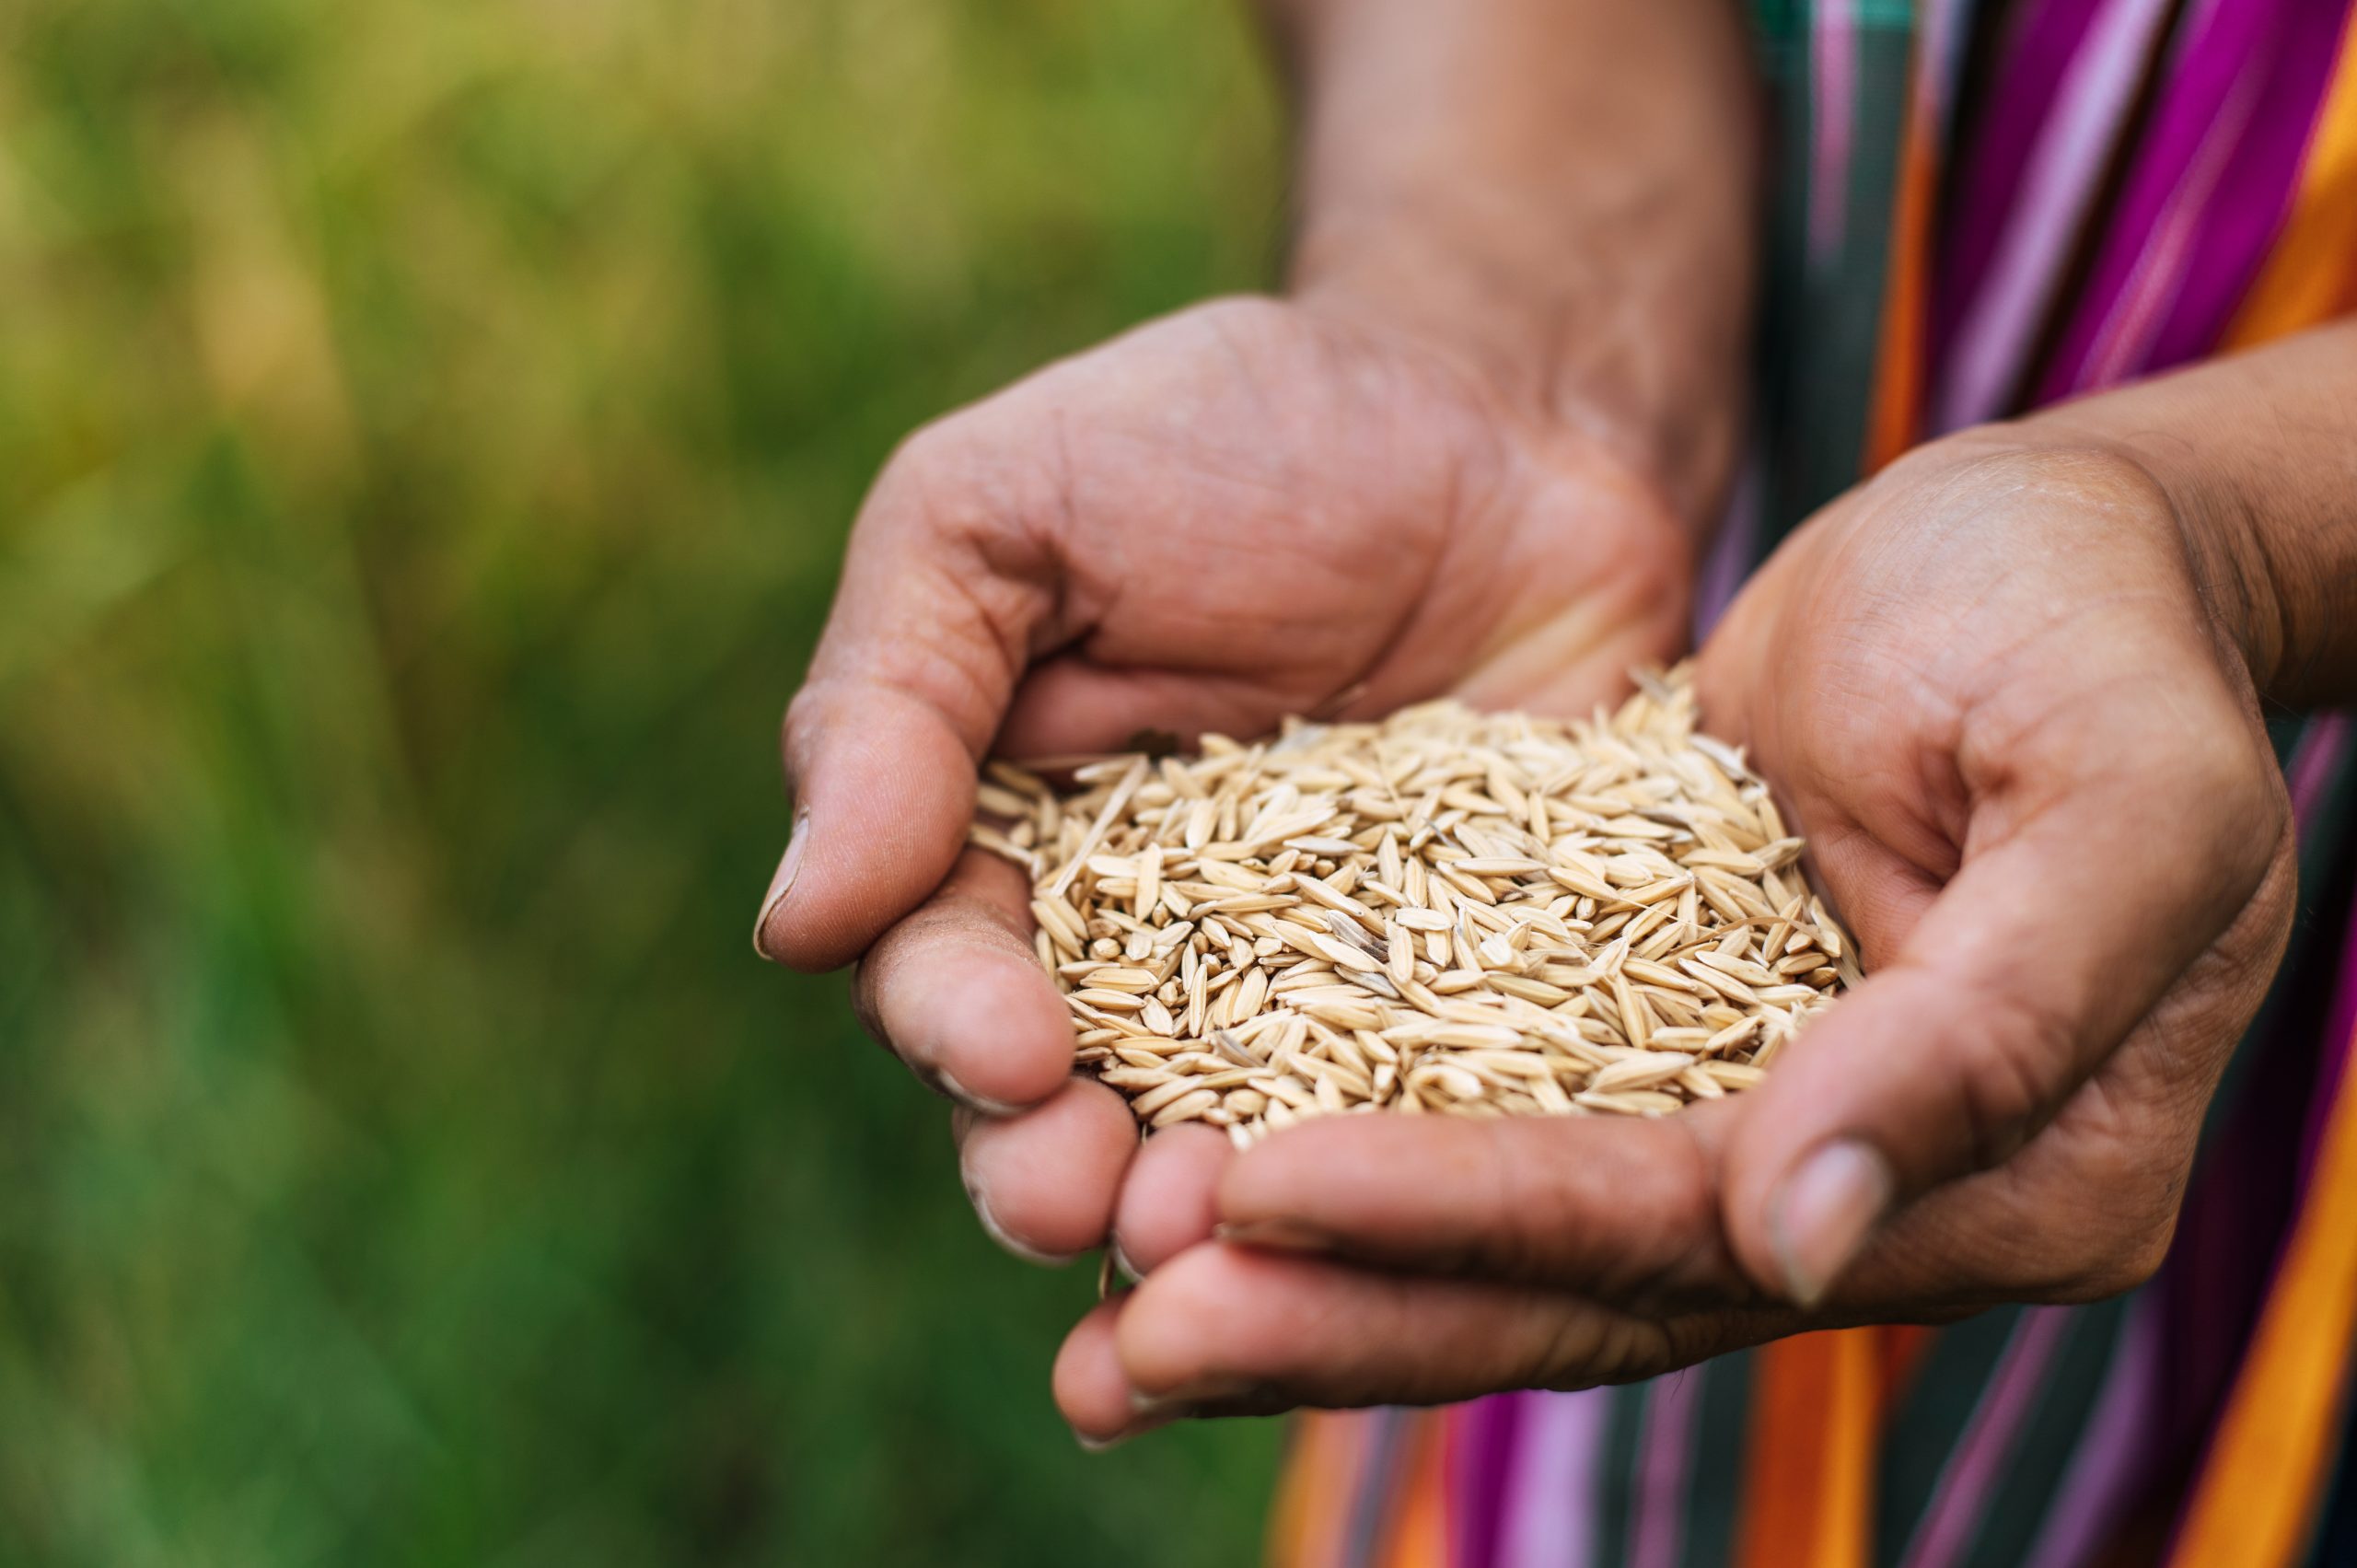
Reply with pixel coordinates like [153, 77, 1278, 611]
[1051, 431, 2297, 1443]
[752, 295, 1701, 1264]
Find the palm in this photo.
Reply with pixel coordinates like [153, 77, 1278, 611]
[850, 296, 1692, 764]
[753, 293, 1706, 1277]
[1696, 438, 2294, 1304]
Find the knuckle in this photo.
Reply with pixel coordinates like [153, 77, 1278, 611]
[867, 414, 1028, 556]
[1525, 1310, 1681, 1391]
[2051, 1214, 2176, 1302]
[877, 414, 967, 494]
[1953, 982, 2079, 1169]
[1483, 1132, 1557, 1281]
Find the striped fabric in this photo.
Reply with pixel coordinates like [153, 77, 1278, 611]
[1268, 1, 2357, 1563]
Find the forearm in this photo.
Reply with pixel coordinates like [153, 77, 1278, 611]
[2025, 319, 2357, 709]
[1260, 0, 1759, 528]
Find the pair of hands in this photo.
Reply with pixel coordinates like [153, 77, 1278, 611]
[753, 294, 2293, 1445]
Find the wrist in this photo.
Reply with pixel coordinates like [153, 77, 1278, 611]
[2005, 323, 2357, 709]
[1290, 202, 1748, 536]
[1268, 0, 1758, 538]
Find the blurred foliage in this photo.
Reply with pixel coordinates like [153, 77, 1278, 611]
[0, 0, 1286, 1562]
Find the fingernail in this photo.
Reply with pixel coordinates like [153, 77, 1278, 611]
[1109, 1237, 1144, 1284]
[1075, 1409, 1180, 1452]
[929, 1063, 1025, 1118]
[750, 809, 810, 962]
[963, 1165, 1079, 1268]
[1213, 1218, 1333, 1254]
[1128, 1376, 1259, 1420]
[1768, 1140, 1893, 1306]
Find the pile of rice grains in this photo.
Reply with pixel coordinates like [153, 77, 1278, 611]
[970, 668, 1856, 1150]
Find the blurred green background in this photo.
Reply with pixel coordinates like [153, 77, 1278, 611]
[0, 1, 1287, 1562]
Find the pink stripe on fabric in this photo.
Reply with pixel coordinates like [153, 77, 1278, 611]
[1494, 1389, 1608, 1568]
[1933, 0, 2174, 430]
[1915, 0, 1974, 127]
[1899, 1307, 2077, 1568]
[1630, 1371, 1705, 1568]
[2021, 1303, 2162, 1568]
[1811, 0, 1858, 262]
[2287, 714, 2351, 840]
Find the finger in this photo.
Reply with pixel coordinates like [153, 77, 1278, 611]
[1110, 1124, 1231, 1279]
[1213, 1109, 1739, 1305]
[1108, 1244, 1728, 1425]
[1721, 668, 2285, 1306]
[958, 1077, 1139, 1263]
[999, 657, 1303, 759]
[853, 848, 1072, 1111]
[1053, 1298, 1143, 1446]
[754, 424, 1064, 972]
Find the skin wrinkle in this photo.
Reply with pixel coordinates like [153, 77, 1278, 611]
[1798, 687, 1960, 883]
[1944, 961, 2092, 1172]
[1045, 401, 1086, 611]
[1953, 663, 2177, 845]
[1869, 820, 2290, 1304]
[1528, 1302, 1676, 1393]
[1198, 298, 1291, 436]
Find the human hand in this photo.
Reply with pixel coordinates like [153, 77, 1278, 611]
[1050, 431, 2296, 1442]
[753, 293, 1709, 1265]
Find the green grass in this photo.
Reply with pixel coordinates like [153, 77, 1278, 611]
[0, 2, 1287, 1561]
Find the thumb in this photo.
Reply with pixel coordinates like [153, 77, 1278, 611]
[1718, 703, 2283, 1305]
[753, 427, 1062, 972]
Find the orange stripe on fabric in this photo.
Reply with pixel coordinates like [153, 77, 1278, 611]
[2223, 7, 2357, 346]
[1269, 1411, 1370, 1568]
[1377, 1411, 1453, 1568]
[1864, 72, 1940, 470]
[2168, 1018, 2357, 1568]
[1736, 1330, 1880, 1568]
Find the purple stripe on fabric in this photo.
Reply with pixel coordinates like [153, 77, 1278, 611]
[1629, 1369, 1705, 1568]
[1811, 0, 1859, 262]
[1342, 1409, 1409, 1568]
[1495, 1389, 1608, 1568]
[2080, 68, 2258, 389]
[2142, 0, 2355, 370]
[1898, 1307, 2077, 1568]
[2021, 1301, 2162, 1568]
[1939, 0, 2109, 337]
[2038, 0, 2322, 397]
[1452, 1394, 1527, 1568]
[2036, 0, 2236, 395]
[1933, 0, 2174, 429]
